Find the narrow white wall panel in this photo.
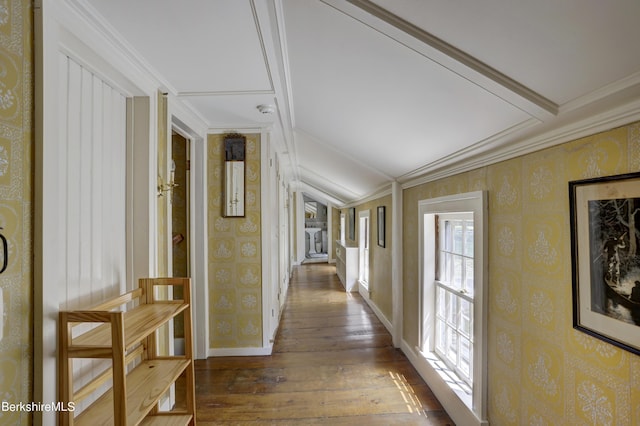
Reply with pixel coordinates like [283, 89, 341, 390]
[56, 52, 69, 303]
[56, 54, 129, 412]
[66, 58, 82, 308]
[114, 92, 127, 294]
[58, 56, 128, 309]
[80, 67, 93, 303]
[101, 81, 114, 300]
[91, 75, 104, 299]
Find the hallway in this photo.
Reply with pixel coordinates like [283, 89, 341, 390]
[193, 263, 454, 425]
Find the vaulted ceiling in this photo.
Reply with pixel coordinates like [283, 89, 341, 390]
[85, 0, 640, 206]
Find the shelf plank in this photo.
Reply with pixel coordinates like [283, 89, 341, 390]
[71, 304, 188, 354]
[140, 414, 193, 426]
[74, 359, 190, 426]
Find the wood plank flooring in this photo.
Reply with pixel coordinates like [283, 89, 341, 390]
[194, 263, 454, 425]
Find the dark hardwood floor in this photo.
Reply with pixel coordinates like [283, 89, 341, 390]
[194, 263, 454, 425]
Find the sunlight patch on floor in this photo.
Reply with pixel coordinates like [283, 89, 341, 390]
[389, 371, 424, 415]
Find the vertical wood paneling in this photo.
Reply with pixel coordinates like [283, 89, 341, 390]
[79, 67, 92, 302]
[102, 81, 114, 298]
[113, 88, 127, 294]
[57, 53, 69, 304]
[59, 55, 127, 307]
[66, 58, 82, 308]
[57, 54, 129, 411]
[91, 75, 104, 301]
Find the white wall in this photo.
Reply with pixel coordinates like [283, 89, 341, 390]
[35, 2, 157, 423]
[57, 54, 128, 310]
[70, 52, 128, 407]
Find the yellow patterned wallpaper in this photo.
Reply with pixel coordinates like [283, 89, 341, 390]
[172, 133, 189, 278]
[339, 195, 393, 320]
[0, 0, 32, 424]
[207, 133, 262, 348]
[403, 122, 640, 425]
[357, 196, 393, 318]
[331, 205, 339, 258]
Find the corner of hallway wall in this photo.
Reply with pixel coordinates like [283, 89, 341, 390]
[207, 133, 263, 349]
[0, 0, 33, 424]
[402, 121, 640, 425]
[341, 194, 393, 322]
[331, 206, 340, 260]
[157, 91, 169, 276]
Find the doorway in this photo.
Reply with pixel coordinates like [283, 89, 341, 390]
[302, 195, 328, 263]
[171, 131, 190, 354]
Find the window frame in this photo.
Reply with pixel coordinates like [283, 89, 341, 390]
[434, 212, 475, 387]
[418, 191, 488, 424]
[358, 209, 370, 287]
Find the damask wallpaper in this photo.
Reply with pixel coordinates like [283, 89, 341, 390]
[403, 122, 640, 425]
[0, 0, 32, 424]
[207, 133, 262, 349]
[331, 205, 339, 258]
[341, 195, 393, 321]
[172, 133, 189, 279]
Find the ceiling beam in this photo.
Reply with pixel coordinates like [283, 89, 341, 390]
[323, 0, 559, 120]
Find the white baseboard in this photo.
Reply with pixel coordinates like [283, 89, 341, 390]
[208, 344, 273, 357]
[358, 282, 393, 335]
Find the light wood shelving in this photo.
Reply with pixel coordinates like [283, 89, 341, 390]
[59, 277, 196, 426]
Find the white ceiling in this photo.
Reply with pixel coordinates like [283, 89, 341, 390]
[84, 0, 640, 206]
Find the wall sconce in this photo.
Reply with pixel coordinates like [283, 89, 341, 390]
[157, 159, 178, 197]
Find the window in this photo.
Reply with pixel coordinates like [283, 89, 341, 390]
[435, 213, 474, 386]
[358, 210, 370, 286]
[418, 191, 487, 425]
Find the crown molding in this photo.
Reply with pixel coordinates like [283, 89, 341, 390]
[64, 0, 176, 96]
[167, 94, 208, 137]
[296, 181, 346, 207]
[297, 165, 360, 201]
[343, 183, 393, 208]
[398, 119, 540, 185]
[560, 70, 640, 114]
[401, 99, 640, 189]
[178, 90, 275, 97]
[294, 128, 394, 181]
[207, 127, 266, 135]
[249, 0, 276, 94]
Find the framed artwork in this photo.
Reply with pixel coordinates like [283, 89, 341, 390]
[348, 208, 355, 241]
[377, 206, 385, 247]
[569, 172, 640, 355]
[223, 134, 246, 217]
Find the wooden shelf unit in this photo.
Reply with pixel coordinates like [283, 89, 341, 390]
[59, 277, 196, 426]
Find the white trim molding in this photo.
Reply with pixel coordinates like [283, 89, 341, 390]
[401, 342, 488, 426]
[209, 346, 273, 357]
[416, 190, 489, 426]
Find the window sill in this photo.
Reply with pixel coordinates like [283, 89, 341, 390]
[410, 346, 487, 425]
[420, 349, 472, 409]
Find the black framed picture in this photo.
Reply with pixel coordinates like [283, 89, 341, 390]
[377, 206, 385, 247]
[348, 208, 355, 241]
[569, 172, 640, 355]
